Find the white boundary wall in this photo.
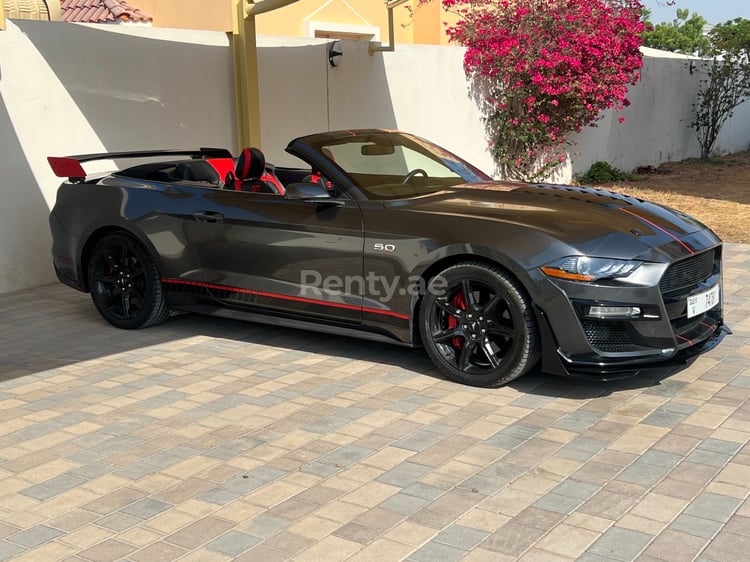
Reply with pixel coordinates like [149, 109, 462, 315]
[571, 47, 750, 175]
[0, 20, 236, 293]
[1, 23, 748, 294]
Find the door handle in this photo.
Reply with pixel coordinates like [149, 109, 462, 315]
[193, 211, 224, 223]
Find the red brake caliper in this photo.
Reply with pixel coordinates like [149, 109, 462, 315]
[447, 291, 466, 349]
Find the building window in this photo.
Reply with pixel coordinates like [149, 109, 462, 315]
[307, 21, 379, 42]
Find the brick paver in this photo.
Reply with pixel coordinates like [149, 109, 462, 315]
[0, 243, 748, 561]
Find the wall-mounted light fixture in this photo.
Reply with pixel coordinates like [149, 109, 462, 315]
[689, 60, 696, 75]
[328, 40, 343, 67]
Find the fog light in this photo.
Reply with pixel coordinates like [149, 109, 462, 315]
[587, 305, 641, 319]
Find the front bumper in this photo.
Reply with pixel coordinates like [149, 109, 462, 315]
[533, 244, 724, 380]
[536, 306, 726, 380]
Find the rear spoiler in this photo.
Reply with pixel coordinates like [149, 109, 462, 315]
[47, 148, 233, 182]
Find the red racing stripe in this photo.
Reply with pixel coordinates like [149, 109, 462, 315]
[162, 278, 410, 320]
[677, 334, 694, 346]
[619, 207, 695, 255]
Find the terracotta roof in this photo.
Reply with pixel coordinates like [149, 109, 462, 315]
[61, 0, 152, 24]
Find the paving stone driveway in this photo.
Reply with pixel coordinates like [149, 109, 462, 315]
[0, 243, 748, 562]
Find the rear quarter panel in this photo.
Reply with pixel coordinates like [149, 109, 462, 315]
[51, 178, 202, 289]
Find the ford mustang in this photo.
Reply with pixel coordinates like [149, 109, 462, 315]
[48, 130, 725, 387]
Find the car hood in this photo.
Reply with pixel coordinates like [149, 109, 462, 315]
[384, 181, 715, 260]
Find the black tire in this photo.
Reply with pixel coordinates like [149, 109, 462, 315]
[87, 232, 169, 329]
[419, 261, 539, 387]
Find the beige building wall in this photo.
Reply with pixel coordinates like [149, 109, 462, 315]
[131, 1, 453, 45]
[411, 1, 458, 46]
[0, 0, 454, 44]
[254, 0, 411, 43]
[136, 0, 233, 32]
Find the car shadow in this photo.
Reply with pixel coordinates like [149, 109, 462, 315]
[160, 314, 706, 399]
[192, 315, 709, 400]
[1, 286, 706, 402]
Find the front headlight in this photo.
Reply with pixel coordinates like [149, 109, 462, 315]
[541, 256, 642, 282]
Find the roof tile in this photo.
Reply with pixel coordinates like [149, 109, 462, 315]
[60, 0, 152, 23]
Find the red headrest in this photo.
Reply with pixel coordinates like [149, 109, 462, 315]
[236, 147, 265, 181]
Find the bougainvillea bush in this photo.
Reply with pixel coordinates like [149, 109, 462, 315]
[416, 0, 644, 179]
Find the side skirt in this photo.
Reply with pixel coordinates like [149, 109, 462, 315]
[172, 304, 416, 348]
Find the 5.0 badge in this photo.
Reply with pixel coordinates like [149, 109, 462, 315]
[373, 243, 396, 252]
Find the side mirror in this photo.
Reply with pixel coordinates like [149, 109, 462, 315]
[284, 182, 343, 205]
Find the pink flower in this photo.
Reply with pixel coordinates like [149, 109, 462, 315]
[440, 0, 643, 178]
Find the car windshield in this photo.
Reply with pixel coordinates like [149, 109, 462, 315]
[309, 132, 491, 200]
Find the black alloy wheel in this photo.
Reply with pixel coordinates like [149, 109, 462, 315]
[87, 232, 169, 329]
[420, 262, 539, 387]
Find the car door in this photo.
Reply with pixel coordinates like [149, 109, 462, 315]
[184, 189, 364, 323]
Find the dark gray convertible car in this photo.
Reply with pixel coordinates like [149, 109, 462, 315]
[48, 130, 724, 387]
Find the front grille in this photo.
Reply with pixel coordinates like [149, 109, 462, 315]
[659, 249, 716, 295]
[582, 320, 635, 352]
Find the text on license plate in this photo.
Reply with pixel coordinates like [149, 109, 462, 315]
[687, 284, 720, 318]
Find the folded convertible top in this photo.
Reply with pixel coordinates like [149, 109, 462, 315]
[48, 148, 233, 182]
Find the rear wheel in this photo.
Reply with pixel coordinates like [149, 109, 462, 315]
[419, 262, 539, 387]
[87, 232, 169, 329]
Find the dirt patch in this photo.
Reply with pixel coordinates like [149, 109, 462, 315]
[580, 151, 750, 243]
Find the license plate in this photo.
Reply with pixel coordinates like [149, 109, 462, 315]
[687, 284, 720, 318]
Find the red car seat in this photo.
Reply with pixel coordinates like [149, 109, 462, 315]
[205, 157, 235, 186]
[218, 147, 284, 194]
[303, 146, 335, 191]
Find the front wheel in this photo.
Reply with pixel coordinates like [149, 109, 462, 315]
[87, 232, 169, 329]
[419, 262, 539, 387]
